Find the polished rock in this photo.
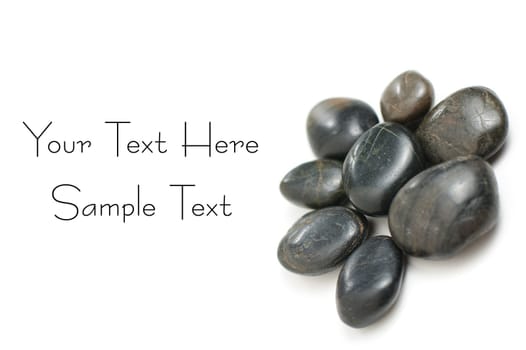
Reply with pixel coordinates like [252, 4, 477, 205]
[278, 207, 368, 275]
[342, 122, 426, 216]
[280, 159, 346, 209]
[389, 156, 499, 259]
[381, 70, 434, 126]
[307, 98, 379, 159]
[336, 235, 406, 328]
[416, 86, 508, 163]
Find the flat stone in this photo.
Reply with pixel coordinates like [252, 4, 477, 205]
[278, 207, 368, 275]
[416, 86, 508, 163]
[336, 235, 406, 328]
[280, 159, 346, 209]
[307, 98, 379, 160]
[381, 70, 434, 126]
[342, 122, 426, 216]
[389, 156, 499, 259]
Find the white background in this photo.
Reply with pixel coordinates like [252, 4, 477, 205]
[0, 1, 524, 349]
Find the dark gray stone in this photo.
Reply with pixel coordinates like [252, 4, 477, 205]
[280, 159, 346, 209]
[307, 98, 379, 160]
[416, 86, 508, 163]
[342, 122, 426, 216]
[336, 235, 406, 328]
[389, 156, 499, 259]
[278, 207, 368, 275]
[381, 70, 434, 126]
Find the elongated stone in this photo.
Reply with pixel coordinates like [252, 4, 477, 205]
[336, 235, 406, 328]
[307, 98, 379, 160]
[280, 160, 346, 209]
[416, 86, 508, 163]
[278, 207, 368, 275]
[342, 122, 426, 216]
[389, 156, 498, 259]
[381, 70, 434, 126]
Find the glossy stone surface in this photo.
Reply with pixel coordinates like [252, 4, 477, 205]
[416, 86, 508, 163]
[278, 207, 368, 275]
[381, 70, 434, 125]
[342, 122, 426, 216]
[307, 98, 379, 160]
[389, 156, 498, 259]
[336, 236, 406, 328]
[280, 160, 346, 209]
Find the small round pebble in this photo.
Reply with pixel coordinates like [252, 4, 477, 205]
[280, 159, 346, 209]
[381, 70, 434, 125]
[307, 98, 379, 160]
[278, 207, 368, 275]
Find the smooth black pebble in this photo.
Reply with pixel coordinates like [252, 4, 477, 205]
[416, 86, 508, 163]
[280, 159, 346, 209]
[389, 156, 498, 259]
[336, 235, 406, 328]
[278, 207, 368, 275]
[342, 122, 426, 216]
[307, 98, 379, 160]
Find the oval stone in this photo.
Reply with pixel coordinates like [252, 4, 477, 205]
[342, 122, 426, 216]
[336, 235, 406, 328]
[307, 98, 379, 160]
[416, 86, 508, 163]
[280, 160, 346, 209]
[389, 156, 498, 259]
[380, 70, 434, 126]
[278, 207, 368, 275]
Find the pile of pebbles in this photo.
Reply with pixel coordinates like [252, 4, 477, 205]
[278, 71, 508, 328]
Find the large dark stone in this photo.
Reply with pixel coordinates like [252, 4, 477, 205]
[278, 207, 368, 275]
[280, 159, 346, 209]
[342, 122, 426, 216]
[416, 86, 508, 163]
[381, 70, 434, 126]
[389, 156, 499, 259]
[307, 98, 379, 160]
[336, 235, 406, 328]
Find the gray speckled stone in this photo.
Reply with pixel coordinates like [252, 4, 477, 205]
[336, 235, 406, 328]
[280, 160, 346, 209]
[307, 98, 379, 160]
[278, 207, 368, 275]
[342, 122, 426, 216]
[389, 156, 499, 259]
[416, 86, 508, 163]
[381, 70, 434, 126]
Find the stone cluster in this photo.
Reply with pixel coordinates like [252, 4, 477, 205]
[278, 70, 508, 328]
